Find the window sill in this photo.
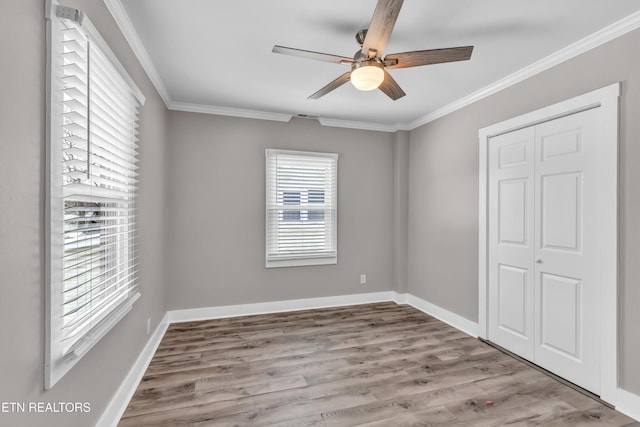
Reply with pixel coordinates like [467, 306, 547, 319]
[266, 256, 337, 268]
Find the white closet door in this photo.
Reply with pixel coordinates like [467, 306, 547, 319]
[533, 109, 600, 394]
[488, 127, 535, 360]
[488, 108, 601, 395]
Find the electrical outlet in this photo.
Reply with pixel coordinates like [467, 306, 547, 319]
[146, 317, 151, 335]
[360, 274, 367, 285]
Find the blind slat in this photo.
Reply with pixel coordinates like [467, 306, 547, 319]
[63, 266, 137, 311]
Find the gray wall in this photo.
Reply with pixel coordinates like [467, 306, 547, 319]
[408, 28, 640, 394]
[0, 1, 168, 426]
[165, 113, 395, 309]
[392, 131, 409, 294]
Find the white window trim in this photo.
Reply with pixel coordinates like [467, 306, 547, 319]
[45, 0, 144, 389]
[265, 149, 338, 268]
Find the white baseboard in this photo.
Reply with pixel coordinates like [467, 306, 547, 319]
[392, 291, 409, 304]
[168, 291, 479, 339]
[616, 388, 640, 422]
[95, 312, 170, 427]
[403, 293, 480, 338]
[168, 291, 397, 323]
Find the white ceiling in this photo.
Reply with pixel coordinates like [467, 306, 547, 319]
[116, 0, 640, 131]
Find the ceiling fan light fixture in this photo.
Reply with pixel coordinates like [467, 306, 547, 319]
[350, 62, 384, 91]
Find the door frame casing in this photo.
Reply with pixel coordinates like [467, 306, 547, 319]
[478, 82, 620, 403]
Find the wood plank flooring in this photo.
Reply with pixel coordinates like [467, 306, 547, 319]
[119, 302, 638, 426]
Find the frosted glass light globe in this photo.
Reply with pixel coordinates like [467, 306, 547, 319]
[350, 63, 384, 91]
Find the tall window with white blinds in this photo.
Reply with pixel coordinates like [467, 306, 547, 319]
[45, 2, 144, 388]
[265, 149, 338, 268]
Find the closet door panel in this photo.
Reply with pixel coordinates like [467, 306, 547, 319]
[533, 109, 601, 394]
[488, 127, 535, 360]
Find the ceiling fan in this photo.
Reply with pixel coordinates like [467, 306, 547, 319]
[272, 0, 473, 101]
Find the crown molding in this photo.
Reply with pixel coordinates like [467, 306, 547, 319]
[170, 101, 293, 122]
[406, 10, 640, 130]
[103, 0, 172, 106]
[317, 117, 407, 133]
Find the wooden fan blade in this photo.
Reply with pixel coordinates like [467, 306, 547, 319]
[384, 46, 473, 69]
[362, 0, 404, 57]
[308, 72, 351, 99]
[272, 46, 354, 64]
[378, 70, 405, 100]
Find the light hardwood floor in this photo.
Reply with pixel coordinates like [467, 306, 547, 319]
[119, 302, 638, 426]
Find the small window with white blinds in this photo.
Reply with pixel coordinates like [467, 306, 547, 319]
[45, 2, 144, 389]
[265, 149, 338, 268]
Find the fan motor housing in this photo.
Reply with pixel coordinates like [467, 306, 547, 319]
[351, 59, 384, 72]
[356, 29, 368, 46]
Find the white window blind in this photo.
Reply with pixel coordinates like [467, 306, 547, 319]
[265, 149, 338, 268]
[45, 1, 144, 389]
